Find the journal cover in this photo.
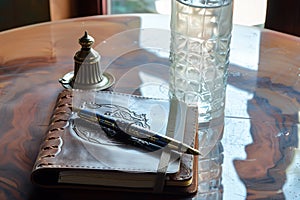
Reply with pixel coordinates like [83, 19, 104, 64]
[31, 89, 199, 195]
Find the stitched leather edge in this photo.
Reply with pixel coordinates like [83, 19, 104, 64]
[34, 90, 73, 169]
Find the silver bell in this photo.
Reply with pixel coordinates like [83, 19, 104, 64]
[59, 31, 114, 90]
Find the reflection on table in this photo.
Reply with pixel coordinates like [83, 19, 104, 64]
[0, 14, 299, 200]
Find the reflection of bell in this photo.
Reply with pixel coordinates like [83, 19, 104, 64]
[59, 31, 114, 90]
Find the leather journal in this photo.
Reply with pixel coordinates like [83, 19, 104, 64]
[31, 89, 199, 195]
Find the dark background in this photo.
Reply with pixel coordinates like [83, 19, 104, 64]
[1, 0, 300, 36]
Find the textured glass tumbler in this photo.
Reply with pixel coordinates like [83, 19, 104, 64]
[169, 1, 233, 198]
[169, 0, 233, 123]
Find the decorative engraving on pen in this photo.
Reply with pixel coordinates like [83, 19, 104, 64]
[72, 103, 152, 146]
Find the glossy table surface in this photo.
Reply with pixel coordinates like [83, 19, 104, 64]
[0, 14, 299, 200]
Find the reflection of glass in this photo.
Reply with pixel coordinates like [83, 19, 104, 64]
[196, 123, 224, 199]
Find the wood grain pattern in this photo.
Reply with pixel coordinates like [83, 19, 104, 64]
[228, 30, 299, 199]
[0, 15, 299, 200]
[0, 16, 141, 200]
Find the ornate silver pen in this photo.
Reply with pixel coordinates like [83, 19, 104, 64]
[74, 108, 200, 155]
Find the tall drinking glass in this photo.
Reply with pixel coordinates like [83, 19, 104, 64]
[170, 0, 233, 124]
[169, 0, 233, 197]
[170, 0, 233, 151]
